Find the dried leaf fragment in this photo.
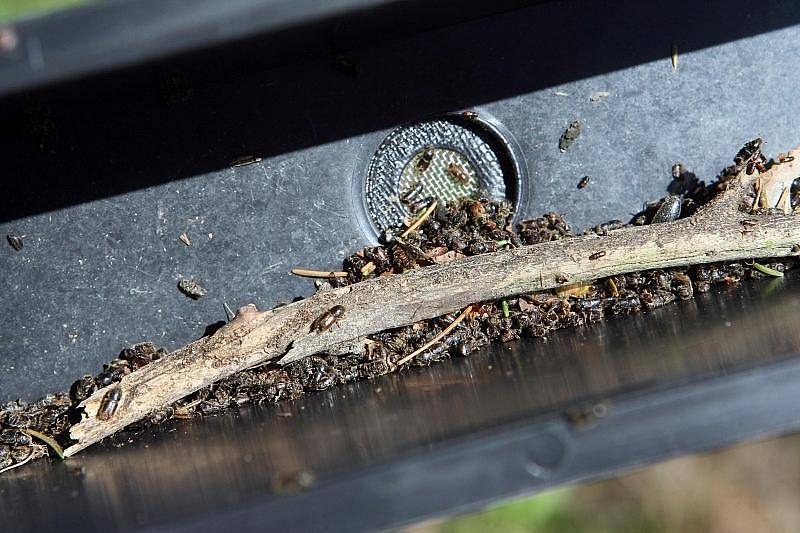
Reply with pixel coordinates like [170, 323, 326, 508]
[753, 146, 800, 213]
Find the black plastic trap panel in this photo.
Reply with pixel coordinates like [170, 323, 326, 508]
[3, 271, 800, 532]
[2, 0, 800, 400]
[2, 0, 800, 531]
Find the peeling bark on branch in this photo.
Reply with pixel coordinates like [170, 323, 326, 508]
[65, 162, 800, 457]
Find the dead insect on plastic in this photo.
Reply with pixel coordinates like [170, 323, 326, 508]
[179, 233, 191, 246]
[447, 162, 471, 185]
[229, 155, 262, 167]
[177, 278, 207, 300]
[311, 305, 346, 333]
[462, 110, 478, 120]
[407, 195, 434, 213]
[577, 176, 590, 189]
[589, 250, 607, 261]
[749, 261, 784, 277]
[734, 138, 764, 166]
[97, 386, 123, 421]
[6, 234, 23, 251]
[415, 146, 435, 174]
[559, 120, 581, 152]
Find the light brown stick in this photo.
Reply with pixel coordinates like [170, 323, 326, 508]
[65, 158, 800, 456]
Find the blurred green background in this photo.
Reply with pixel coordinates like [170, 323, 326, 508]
[0, 0, 93, 23]
[412, 432, 800, 533]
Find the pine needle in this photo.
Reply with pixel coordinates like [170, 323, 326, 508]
[400, 200, 438, 238]
[22, 429, 64, 460]
[291, 268, 348, 278]
[397, 305, 473, 365]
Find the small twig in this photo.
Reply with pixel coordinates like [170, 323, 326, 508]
[400, 200, 438, 238]
[64, 149, 800, 456]
[22, 429, 64, 460]
[290, 268, 348, 278]
[397, 305, 474, 365]
[0, 453, 33, 474]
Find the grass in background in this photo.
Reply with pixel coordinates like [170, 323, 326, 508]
[413, 432, 800, 533]
[435, 489, 577, 533]
[0, 0, 93, 23]
[412, 487, 661, 533]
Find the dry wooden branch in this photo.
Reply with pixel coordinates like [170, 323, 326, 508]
[64, 151, 800, 456]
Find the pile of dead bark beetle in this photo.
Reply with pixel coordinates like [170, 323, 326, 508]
[2, 143, 798, 470]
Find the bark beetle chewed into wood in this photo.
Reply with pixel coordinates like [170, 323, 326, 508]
[64, 147, 800, 456]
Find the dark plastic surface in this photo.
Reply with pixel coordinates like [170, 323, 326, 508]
[2, 274, 800, 532]
[0, 0, 539, 97]
[2, 0, 800, 400]
[2, 2, 800, 529]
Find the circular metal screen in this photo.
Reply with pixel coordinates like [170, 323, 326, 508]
[364, 118, 509, 232]
[399, 148, 479, 205]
